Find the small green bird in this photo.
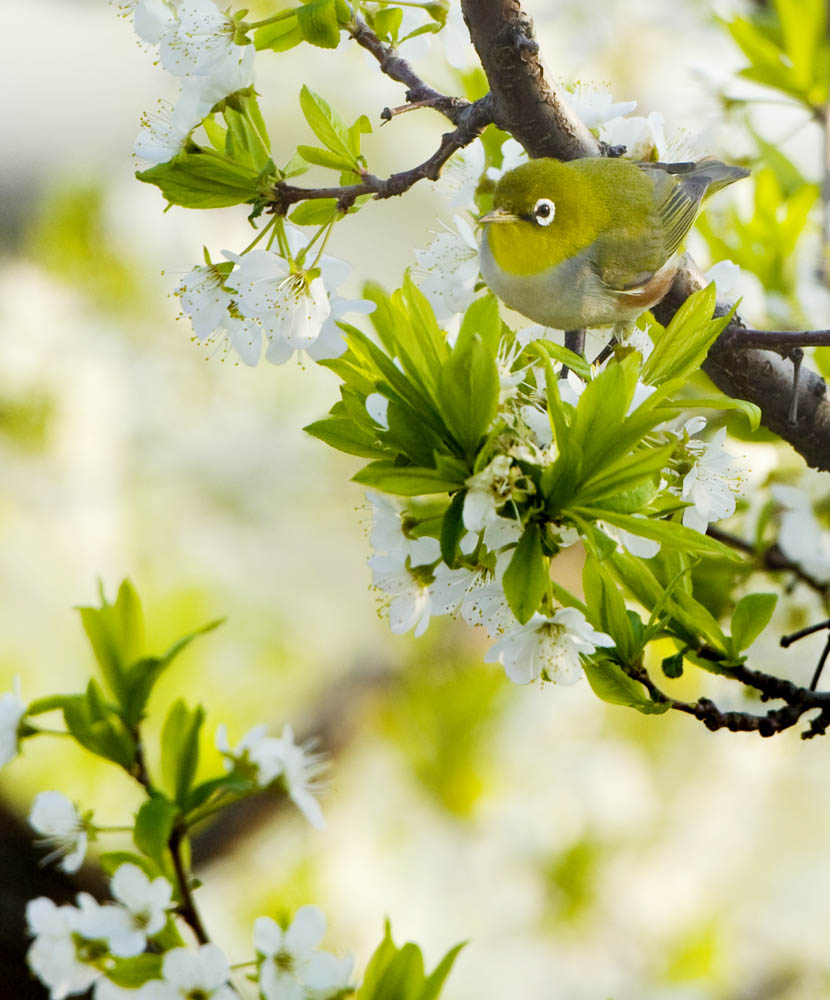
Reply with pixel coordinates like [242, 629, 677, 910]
[479, 156, 749, 330]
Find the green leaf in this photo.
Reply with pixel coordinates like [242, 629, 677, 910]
[529, 339, 592, 380]
[137, 149, 271, 208]
[455, 294, 502, 360]
[353, 461, 465, 496]
[661, 651, 685, 678]
[120, 618, 223, 727]
[582, 557, 635, 662]
[98, 851, 160, 880]
[583, 659, 669, 714]
[62, 682, 136, 770]
[304, 417, 388, 459]
[418, 941, 467, 1000]
[373, 5, 404, 42]
[296, 144, 356, 172]
[299, 85, 355, 163]
[373, 943, 424, 1000]
[730, 592, 778, 652]
[502, 523, 548, 624]
[160, 700, 205, 806]
[437, 335, 499, 456]
[358, 922, 399, 1000]
[134, 796, 177, 869]
[107, 955, 164, 989]
[641, 285, 734, 386]
[297, 0, 342, 48]
[255, 12, 303, 51]
[656, 394, 762, 432]
[440, 491, 467, 568]
[77, 579, 144, 703]
[574, 507, 742, 562]
[289, 198, 341, 225]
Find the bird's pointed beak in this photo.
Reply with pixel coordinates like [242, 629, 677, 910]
[478, 208, 521, 225]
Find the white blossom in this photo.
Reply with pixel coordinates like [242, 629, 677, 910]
[486, 138, 528, 182]
[564, 82, 638, 129]
[365, 491, 439, 562]
[26, 897, 103, 1000]
[414, 215, 480, 323]
[217, 724, 327, 828]
[771, 486, 830, 585]
[369, 550, 437, 639]
[440, 1, 474, 68]
[429, 563, 490, 617]
[29, 792, 88, 874]
[118, 0, 177, 45]
[108, 864, 174, 955]
[176, 264, 234, 339]
[255, 907, 351, 1000]
[463, 455, 518, 532]
[599, 520, 660, 559]
[484, 607, 614, 685]
[271, 724, 328, 831]
[159, 0, 248, 78]
[437, 139, 485, 209]
[680, 421, 741, 533]
[599, 111, 666, 161]
[365, 393, 389, 429]
[139, 944, 236, 1000]
[134, 87, 205, 164]
[224, 245, 373, 365]
[0, 677, 26, 767]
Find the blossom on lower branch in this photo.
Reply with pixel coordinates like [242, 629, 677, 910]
[255, 906, 354, 1000]
[484, 608, 614, 686]
[139, 945, 236, 1000]
[29, 791, 89, 874]
[216, 722, 327, 829]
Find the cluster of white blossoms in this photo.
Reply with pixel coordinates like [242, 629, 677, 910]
[27, 864, 175, 999]
[216, 721, 328, 829]
[366, 488, 614, 685]
[27, 870, 351, 1000]
[124, 0, 255, 165]
[176, 226, 375, 366]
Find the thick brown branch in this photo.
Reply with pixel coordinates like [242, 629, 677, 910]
[652, 262, 830, 472]
[349, 17, 472, 125]
[460, 0, 599, 159]
[730, 329, 830, 349]
[271, 97, 495, 214]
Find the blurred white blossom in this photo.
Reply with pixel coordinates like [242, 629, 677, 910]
[772, 485, 830, 584]
[139, 944, 236, 1000]
[414, 215, 480, 323]
[29, 792, 88, 874]
[255, 906, 352, 1000]
[108, 864, 174, 955]
[463, 455, 519, 532]
[0, 677, 25, 767]
[438, 139, 486, 209]
[564, 82, 638, 128]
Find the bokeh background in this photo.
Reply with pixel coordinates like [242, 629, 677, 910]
[2, 1, 830, 998]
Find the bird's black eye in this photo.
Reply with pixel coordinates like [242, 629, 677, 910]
[533, 198, 556, 226]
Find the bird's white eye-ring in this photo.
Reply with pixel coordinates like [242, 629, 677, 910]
[533, 198, 556, 226]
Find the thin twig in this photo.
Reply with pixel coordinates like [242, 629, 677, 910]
[271, 96, 495, 214]
[169, 827, 210, 945]
[706, 527, 830, 599]
[348, 17, 472, 125]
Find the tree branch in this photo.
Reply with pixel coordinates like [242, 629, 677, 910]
[348, 17, 473, 126]
[460, 0, 599, 159]
[459, 0, 830, 472]
[271, 96, 495, 213]
[707, 526, 830, 600]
